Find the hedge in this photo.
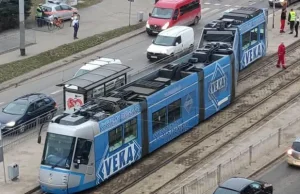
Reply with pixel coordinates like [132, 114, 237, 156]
[0, 22, 146, 84]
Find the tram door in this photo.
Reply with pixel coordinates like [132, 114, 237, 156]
[71, 138, 95, 188]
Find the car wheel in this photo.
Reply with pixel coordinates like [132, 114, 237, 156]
[18, 125, 25, 133]
[193, 16, 200, 25]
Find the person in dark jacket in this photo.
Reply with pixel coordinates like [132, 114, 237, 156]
[295, 17, 299, 37]
[280, 8, 286, 33]
[277, 42, 286, 69]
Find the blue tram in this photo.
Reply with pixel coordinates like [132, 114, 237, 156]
[38, 7, 268, 194]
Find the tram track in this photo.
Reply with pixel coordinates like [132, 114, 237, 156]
[83, 46, 300, 194]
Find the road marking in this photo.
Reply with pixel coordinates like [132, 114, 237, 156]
[0, 102, 5, 105]
[204, 2, 211, 4]
[51, 90, 63, 95]
[235, 5, 241, 7]
[201, 7, 210, 14]
[214, 3, 221, 5]
[201, 7, 211, 13]
[225, 4, 231, 6]
[249, 2, 256, 5]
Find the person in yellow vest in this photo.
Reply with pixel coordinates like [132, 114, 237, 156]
[288, 8, 296, 34]
[36, 4, 44, 27]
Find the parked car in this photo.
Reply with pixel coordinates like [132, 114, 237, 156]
[73, 57, 122, 77]
[41, 0, 78, 21]
[0, 93, 57, 134]
[213, 177, 273, 194]
[146, 26, 194, 61]
[268, 0, 292, 7]
[146, 0, 201, 35]
[286, 138, 300, 166]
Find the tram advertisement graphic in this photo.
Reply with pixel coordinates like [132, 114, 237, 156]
[96, 141, 142, 183]
[65, 91, 84, 112]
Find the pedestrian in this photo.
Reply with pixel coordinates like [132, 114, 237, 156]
[280, 8, 286, 33]
[295, 16, 299, 37]
[288, 8, 296, 34]
[72, 17, 79, 40]
[277, 42, 286, 69]
[36, 4, 43, 27]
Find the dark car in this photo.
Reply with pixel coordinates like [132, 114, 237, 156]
[213, 177, 273, 194]
[0, 93, 57, 134]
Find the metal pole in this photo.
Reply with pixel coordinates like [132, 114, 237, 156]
[278, 128, 282, 147]
[272, 0, 275, 29]
[249, 145, 253, 165]
[217, 164, 221, 185]
[129, 1, 131, 26]
[19, 0, 26, 56]
[2, 154, 6, 183]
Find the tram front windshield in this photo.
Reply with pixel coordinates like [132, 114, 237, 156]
[41, 132, 76, 169]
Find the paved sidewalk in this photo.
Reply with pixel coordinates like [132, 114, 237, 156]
[0, 0, 154, 65]
[0, 6, 300, 194]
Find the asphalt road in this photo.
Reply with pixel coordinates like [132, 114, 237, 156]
[255, 157, 300, 194]
[0, 0, 271, 110]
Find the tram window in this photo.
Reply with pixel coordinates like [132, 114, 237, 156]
[259, 24, 265, 40]
[124, 118, 137, 143]
[152, 107, 167, 132]
[109, 126, 123, 152]
[242, 31, 251, 49]
[73, 138, 92, 165]
[168, 99, 181, 123]
[250, 27, 258, 45]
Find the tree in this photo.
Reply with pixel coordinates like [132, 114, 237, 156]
[0, 0, 32, 32]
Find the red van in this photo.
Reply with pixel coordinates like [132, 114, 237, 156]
[146, 0, 201, 35]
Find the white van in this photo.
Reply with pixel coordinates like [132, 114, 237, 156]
[146, 26, 194, 61]
[73, 57, 122, 77]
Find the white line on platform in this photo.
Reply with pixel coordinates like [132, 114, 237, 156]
[51, 90, 63, 95]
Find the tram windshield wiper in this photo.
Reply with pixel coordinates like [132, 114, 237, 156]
[51, 157, 68, 169]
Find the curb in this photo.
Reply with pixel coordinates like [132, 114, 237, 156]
[247, 152, 285, 179]
[0, 28, 146, 93]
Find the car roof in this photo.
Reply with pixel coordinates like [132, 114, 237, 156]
[294, 138, 300, 143]
[158, 26, 193, 37]
[15, 93, 48, 103]
[42, 2, 68, 7]
[219, 177, 254, 192]
[156, 0, 189, 9]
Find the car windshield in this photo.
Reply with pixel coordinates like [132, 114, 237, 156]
[151, 7, 173, 19]
[41, 133, 76, 169]
[292, 142, 300, 152]
[153, 35, 176, 46]
[74, 69, 90, 77]
[3, 100, 28, 115]
[42, 6, 52, 12]
[214, 188, 239, 194]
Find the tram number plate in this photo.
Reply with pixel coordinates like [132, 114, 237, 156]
[151, 56, 158, 59]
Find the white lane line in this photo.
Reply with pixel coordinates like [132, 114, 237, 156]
[214, 3, 221, 5]
[204, 2, 211, 4]
[201, 7, 211, 13]
[225, 4, 231, 6]
[51, 90, 63, 95]
[235, 5, 241, 7]
[0, 102, 5, 105]
[249, 2, 256, 5]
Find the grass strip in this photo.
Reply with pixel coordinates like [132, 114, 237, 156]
[0, 22, 146, 84]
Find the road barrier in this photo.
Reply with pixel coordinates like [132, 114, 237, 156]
[168, 116, 300, 194]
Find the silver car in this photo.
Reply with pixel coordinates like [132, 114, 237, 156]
[41, 0, 78, 20]
[286, 138, 300, 166]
